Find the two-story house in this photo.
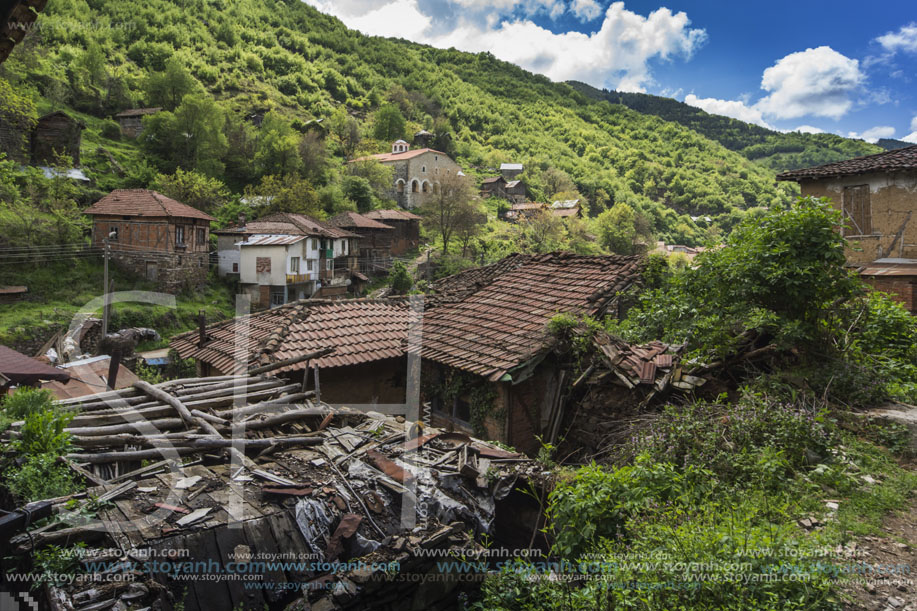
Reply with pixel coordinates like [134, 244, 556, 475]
[214, 213, 361, 307]
[83, 189, 215, 293]
[777, 145, 917, 312]
[351, 140, 462, 209]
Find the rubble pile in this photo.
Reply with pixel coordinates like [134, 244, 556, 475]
[5, 373, 539, 611]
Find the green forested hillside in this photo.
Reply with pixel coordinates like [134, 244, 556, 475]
[1, 0, 849, 250]
[568, 82, 882, 172]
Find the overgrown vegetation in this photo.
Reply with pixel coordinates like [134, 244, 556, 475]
[1, 388, 81, 502]
[477, 199, 917, 610]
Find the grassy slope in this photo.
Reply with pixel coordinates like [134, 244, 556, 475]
[4, 0, 813, 244]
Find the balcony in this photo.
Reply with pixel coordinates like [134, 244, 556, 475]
[286, 273, 313, 285]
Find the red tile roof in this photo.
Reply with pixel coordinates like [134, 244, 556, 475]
[329, 212, 393, 230]
[0, 345, 70, 385]
[777, 145, 917, 181]
[363, 209, 422, 222]
[84, 190, 216, 221]
[170, 299, 416, 374]
[422, 252, 644, 380]
[351, 148, 447, 163]
[258, 213, 361, 239]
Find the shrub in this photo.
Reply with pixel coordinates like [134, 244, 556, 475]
[2, 387, 57, 419]
[7, 454, 79, 502]
[388, 261, 413, 294]
[100, 119, 121, 140]
[16, 405, 74, 456]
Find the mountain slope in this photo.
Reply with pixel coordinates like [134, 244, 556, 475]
[568, 81, 882, 172]
[2, 0, 835, 246]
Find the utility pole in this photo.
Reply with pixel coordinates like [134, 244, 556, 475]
[102, 233, 113, 337]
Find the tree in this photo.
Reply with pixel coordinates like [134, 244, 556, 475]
[150, 168, 232, 213]
[245, 174, 321, 218]
[522, 209, 565, 253]
[348, 159, 394, 204]
[144, 56, 203, 110]
[142, 93, 228, 176]
[373, 103, 405, 142]
[420, 172, 481, 256]
[255, 111, 303, 177]
[342, 175, 374, 213]
[596, 203, 637, 254]
[542, 167, 576, 200]
[389, 260, 413, 294]
[328, 107, 361, 158]
[299, 131, 329, 185]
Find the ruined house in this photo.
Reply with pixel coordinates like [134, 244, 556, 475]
[550, 199, 581, 219]
[3, 371, 539, 611]
[114, 107, 161, 138]
[83, 189, 215, 293]
[419, 252, 644, 454]
[170, 298, 417, 405]
[214, 213, 362, 305]
[31, 110, 85, 165]
[362, 209, 422, 256]
[503, 201, 544, 222]
[500, 162, 523, 180]
[0, 344, 70, 392]
[778, 145, 917, 312]
[352, 141, 462, 209]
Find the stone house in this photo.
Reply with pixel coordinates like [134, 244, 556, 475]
[778, 145, 917, 312]
[214, 213, 361, 306]
[328, 211, 395, 273]
[352, 141, 462, 209]
[362, 209, 422, 255]
[420, 252, 644, 455]
[31, 111, 84, 165]
[114, 107, 161, 138]
[550, 199, 581, 219]
[83, 189, 215, 293]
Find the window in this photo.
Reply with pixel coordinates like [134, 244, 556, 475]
[196, 228, 205, 245]
[108, 226, 119, 242]
[232, 262, 239, 273]
[397, 181, 404, 193]
[307, 259, 313, 271]
[271, 292, 285, 306]
[842, 185, 872, 236]
[290, 256, 300, 273]
[342, 240, 348, 255]
[412, 180, 419, 193]
[311, 238, 318, 250]
[422, 165, 426, 172]
[326, 259, 333, 271]
[175, 225, 185, 245]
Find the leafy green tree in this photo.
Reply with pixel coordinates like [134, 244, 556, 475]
[144, 56, 203, 110]
[596, 203, 638, 254]
[389, 260, 413, 294]
[342, 175, 374, 213]
[372, 103, 405, 142]
[150, 168, 232, 213]
[255, 111, 303, 177]
[143, 93, 228, 176]
[420, 172, 479, 256]
[328, 107, 361, 158]
[245, 174, 321, 217]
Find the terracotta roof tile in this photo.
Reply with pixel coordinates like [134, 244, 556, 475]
[777, 145, 917, 181]
[363, 209, 422, 221]
[328, 212, 394, 230]
[84, 190, 215, 221]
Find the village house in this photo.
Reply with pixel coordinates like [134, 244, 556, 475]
[481, 175, 528, 204]
[352, 140, 462, 209]
[113, 107, 161, 138]
[778, 145, 917, 312]
[362, 208, 422, 255]
[214, 213, 361, 306]
[550, 198, 581, 219]
[0, 344, 70, 392]
[31, 110, 84, 165]
[503, 201, 544, 222]
[84, 189, 215, 292]
[171, 298, 416, 404]
[500, 162, 523, 180]
[329, 211, 396, 274]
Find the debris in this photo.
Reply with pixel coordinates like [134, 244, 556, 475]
[153, 503, 189, 514]
[175, 476, 202, 490]
[176, 507, 211, 527]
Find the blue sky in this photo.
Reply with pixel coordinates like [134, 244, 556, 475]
[305, 0, 917, 142]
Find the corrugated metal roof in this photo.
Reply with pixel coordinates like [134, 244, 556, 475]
[0, 345, 70, 385]
[237, 234, 306, 247]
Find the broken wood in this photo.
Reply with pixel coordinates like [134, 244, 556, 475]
[133, 380, 196, 428]
[246, 348, 334, 375]
[67, 436, 325, 463]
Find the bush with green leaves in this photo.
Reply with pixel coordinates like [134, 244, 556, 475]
[6, 454, 80, 502]
[388, 260, 413, 294]
[1, 387, 57, 419]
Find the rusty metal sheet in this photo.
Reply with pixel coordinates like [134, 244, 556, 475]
[366, 449, 413, 485]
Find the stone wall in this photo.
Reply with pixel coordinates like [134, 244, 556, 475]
[863, 275, 917, 313]
[111, 250, 209, 294]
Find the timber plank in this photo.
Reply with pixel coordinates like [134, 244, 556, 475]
[214, 520, 265, 610]
[242, 517, 288, 603]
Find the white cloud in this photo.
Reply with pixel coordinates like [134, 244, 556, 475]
[793, 125, 824, 134]
[847, 126, 895, 143]
[876, 22, 917, 54]
[304, 0, 707, 92]
[903, 115, 917, 143]
[571, 0, 603, 21]
[756, 47, 864, 120]
[684, 94, 772, 129]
